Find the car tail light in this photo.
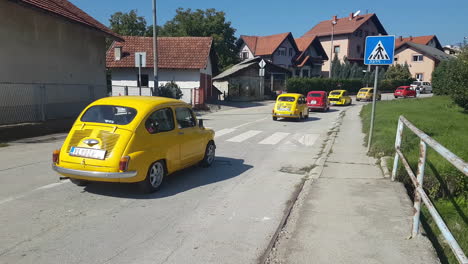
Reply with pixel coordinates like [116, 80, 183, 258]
[52, 149, 60, 163]
[119, 156, 130, 171]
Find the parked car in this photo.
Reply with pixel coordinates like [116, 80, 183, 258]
[410, 81, 432, 94]
[328, 90, 352, 106]
[306, 91, 330, 112]
[273, 93, 309, 121]
[52, 96, 215, 193]
[394, 86, 416, 98]
[356, 87, 381, 101]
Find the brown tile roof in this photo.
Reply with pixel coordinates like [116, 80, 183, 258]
[303, 13, 387, 37]
[15, 0, 122, 40]
[295, 36, 318, 52]
[395, 35, 442, 50]
[106, 36, 213, 69]
[240, 33, 298, 56]
[294, 36, 328, 65]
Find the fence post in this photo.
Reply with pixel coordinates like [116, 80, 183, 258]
[124, 86, 128, 96]
[40, 84, 46, 122]
[391, 117, 404, 181]
[411, 139, 427, 237]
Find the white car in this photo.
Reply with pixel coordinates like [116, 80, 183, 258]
[410, 81, 432, 94]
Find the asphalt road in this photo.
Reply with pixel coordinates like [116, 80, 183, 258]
[0, 94, 431, 264]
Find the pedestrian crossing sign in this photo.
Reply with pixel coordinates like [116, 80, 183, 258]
[364, 36, 395, 65]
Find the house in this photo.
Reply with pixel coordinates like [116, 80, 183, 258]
[394, 42, 452, 82]
[213, 58, 291, 101]
[294, 36, 329, 77]
[0, 0, 121, 125]
[303, 13, 387, 76]
[106, 36, 216, 106]
[443, 45, 462, 56]
[238, 33, 300, 69]
[395, 35, 443, 50]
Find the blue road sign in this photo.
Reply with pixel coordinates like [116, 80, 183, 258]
[364, 36, 395, 65]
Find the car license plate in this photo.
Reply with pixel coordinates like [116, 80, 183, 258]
[70, 147, 106, 160]
[279, 108, 290, 111]
[311, 100, 317, 104]
[330, 101, 336, 105]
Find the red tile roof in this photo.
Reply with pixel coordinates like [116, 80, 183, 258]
[303, 13, 387, 37]
[295, 36, 318, 52]
[240, 33, 297, 56]
[15, 0, 121, 40]
[106, 36, 213, 69]
[294, 36, 328, 64]
[395, 35, 439, 49]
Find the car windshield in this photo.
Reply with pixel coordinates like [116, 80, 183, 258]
[330, 91, 342, 95]
[278, 96, 296, 102]
[308, 93, 323, 98]
[81, 105, 137, 125]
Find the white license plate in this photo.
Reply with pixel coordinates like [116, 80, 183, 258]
[311, 100, 317, 104]
[279, 108, 290, 111]
[330, 101, 336, 105]
[70, 147, 106, 160]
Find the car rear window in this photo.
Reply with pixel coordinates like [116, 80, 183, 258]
[81, 105, 137, 125]
[308, 93, 323, 98]
[397, 87, 404, 90]
[330, 91, 342, 96]
[412, 81, 422, 85]
[360, 89, 369, 92]
[278, 96, 296, 102]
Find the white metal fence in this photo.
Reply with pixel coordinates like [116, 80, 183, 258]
[0, 82, 106, 125]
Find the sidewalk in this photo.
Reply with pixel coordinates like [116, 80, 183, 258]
[269, 105, 439, 264]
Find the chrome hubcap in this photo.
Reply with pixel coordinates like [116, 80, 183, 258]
[206, 144, 215, 164]
[149, 162, 164, 188]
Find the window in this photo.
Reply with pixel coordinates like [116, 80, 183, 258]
[81, 105, 137, 125]
[289, 48, 293, 56]
[415, 73, 424, 81]
[359, 30, 363, 37]
[394, 57, 399, 62]
[145, 108, 175, 134]
[302, 69, 310, 77]
[295, 69, 301, 76]
[413, 54, 424, 62]
[278, 96, 296, 102]
[277, 47, 286, 56]
[357, 45, 361, 54]
[354, 31, 358, 37]
[137, 74, 149, 87]
[175, 107, 196, 129]
[334, 45, 340, 53]
[241, 52, 249, 59]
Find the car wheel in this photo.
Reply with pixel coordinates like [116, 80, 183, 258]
[356, 99, 360, 102]
[305, 112, 309, 119]
[421, 88, 426, 94]
[394, 96, 397, 98]
[200, 141, 216, 168]
[140, 160, 165, 193]
[273, 116, 277, 121]
[70, 178, 89, 186]
[298, 113, 303, 121]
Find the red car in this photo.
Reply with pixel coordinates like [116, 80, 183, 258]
[307, 91, 330, 112]
[394, 86, 416, 98]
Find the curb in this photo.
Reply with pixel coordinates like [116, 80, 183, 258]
[380, 156, 392, 178]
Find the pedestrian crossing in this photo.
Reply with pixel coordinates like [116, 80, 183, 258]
[213, 128, 319, 147]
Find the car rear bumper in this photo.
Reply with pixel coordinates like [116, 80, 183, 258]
[308, 105, 326, 109]
[273, 113, 300, 118]
[52, 164, 137, 179]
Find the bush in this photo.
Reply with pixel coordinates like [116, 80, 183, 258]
[286, 78, 363, 95]
[379, 79, 412, 92]
[159, 81, 183, 99]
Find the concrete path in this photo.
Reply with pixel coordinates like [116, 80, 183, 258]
[268, 105, 439, 264]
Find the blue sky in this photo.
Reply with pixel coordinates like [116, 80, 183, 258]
[70, 0, 467, 46]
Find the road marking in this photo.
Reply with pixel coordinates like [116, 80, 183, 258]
[226, 130, 262, 143]
[232, 117, 268, 129]
[296, 133, 320, 146]
[215, 128, 236, 138]
[0, 180, 69, 206]
[259, 132, 290, 145]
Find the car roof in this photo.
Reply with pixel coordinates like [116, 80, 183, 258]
[278, 93, 303, 98]
[90, 96, 187, 110]
[360, 87, 372, 89]
[330, 90, 346, 92]
[398, 86, 411, 88]
[307, 91, 326, 94]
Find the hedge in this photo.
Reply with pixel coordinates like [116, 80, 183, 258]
[286, 77, 412, 95]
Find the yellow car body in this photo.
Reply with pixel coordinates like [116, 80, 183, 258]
[328, 90, 352, 106]
[272, 93, 309, 121]
[356, 87, 381, 101]
[52, 96, 215, 191]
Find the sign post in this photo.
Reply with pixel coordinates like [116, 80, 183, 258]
[135, 52, 147, 96]
[364, 35, 395, 153]
[259, 59, 266, 99]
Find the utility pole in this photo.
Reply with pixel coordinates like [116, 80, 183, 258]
[152, 0, 159, 96]
[329, 17, 337, 78]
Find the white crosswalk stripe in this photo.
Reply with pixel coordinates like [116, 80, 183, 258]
[226, 130, 262, 143]
[215, 128, 236, 138]
[259, 132, 290, 145]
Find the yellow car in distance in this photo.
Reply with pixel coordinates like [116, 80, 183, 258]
[52, 96, 215, 193]
[272, 93, 309, 121]
[356, 87, 381, 101]
[328, 90, 352, 106]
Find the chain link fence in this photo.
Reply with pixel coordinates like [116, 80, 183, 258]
[0, 83, 106, 125]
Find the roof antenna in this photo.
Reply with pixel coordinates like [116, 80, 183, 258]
[365, 9, 369, 14]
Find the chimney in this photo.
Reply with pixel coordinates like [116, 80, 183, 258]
[114, 46, 122, 61]
[410, 36, 413, 40]
[349, 13, 353, 20]
[399, 36, 403, 41]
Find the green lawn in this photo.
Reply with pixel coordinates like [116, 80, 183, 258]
[360, 96, 467, 264]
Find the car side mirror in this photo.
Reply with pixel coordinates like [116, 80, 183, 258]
[198, 119, 204, 128]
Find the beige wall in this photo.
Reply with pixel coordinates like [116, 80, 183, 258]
[394, 47, 435, 81]
[319, 35, 349, 74]
[0, 1, 107, 87]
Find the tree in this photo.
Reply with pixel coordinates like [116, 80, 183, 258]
[156, 8, 239, 72]
[385, 63, 412, 81]
[109, 10, 148, 36]
[159, 81, 183, 99]
[330, 54, 341, 78]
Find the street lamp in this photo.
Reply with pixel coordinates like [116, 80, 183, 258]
[329, 17, 337, 78]
[152, 0, 159, 95]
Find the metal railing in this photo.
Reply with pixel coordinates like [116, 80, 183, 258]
[391, 116, 468, 264]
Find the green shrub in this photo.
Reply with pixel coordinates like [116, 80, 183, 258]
[286, 78, 362, 95]
[159, 81, 183, 99]
[379, 79, 413, 92]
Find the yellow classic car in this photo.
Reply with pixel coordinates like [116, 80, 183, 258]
[328, 90, 352, 106]
[52, 96, 215, 193]
[356, 87, 381, 101]
[272, 93, 309, 121]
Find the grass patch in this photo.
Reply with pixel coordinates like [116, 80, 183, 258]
[0, 143, 9, 147]
[360, 96, 467, 263]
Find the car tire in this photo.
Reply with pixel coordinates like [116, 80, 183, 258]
[394, 96, 397, 98]
[421, 88, 426, 94]
[273, 116, 277, 121]
[140, 160, 165, 193]
[305, 112, 309, 119]
[70, 178, 89, 186]
[297, 113, 303, 121]
[356, 99, 360, 102]
[200, 141, 216, 168]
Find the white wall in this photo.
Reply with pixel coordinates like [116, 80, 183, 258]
[239, 44, 255, 60]
[272, 38, 296, 68]
[200, 55, 212, 75]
